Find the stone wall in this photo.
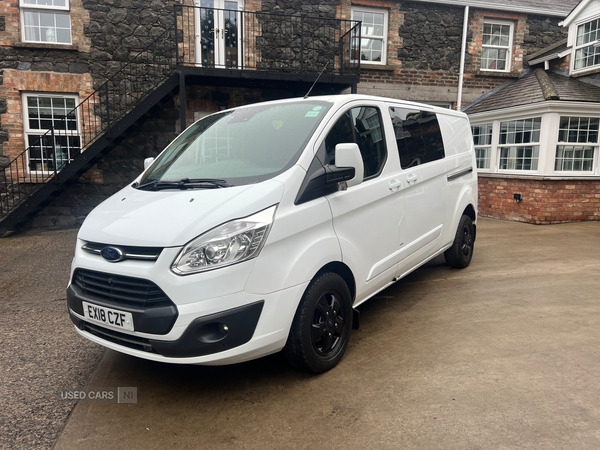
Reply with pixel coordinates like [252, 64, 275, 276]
[261, 0, 337, 18]
[524, 15, 568, 59]
[256, 0, 340, 73]
[398, 3, 468, 73]
[478, 175, 600, 224]
[82, 0, 178, 83]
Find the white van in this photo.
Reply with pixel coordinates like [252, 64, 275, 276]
[67, 95, 477, 373]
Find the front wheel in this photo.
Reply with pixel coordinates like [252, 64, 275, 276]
[445, 214, 475, 269]
[283, 272, 353, 373]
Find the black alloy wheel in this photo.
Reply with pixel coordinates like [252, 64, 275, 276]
[445, 214, 475, 269]
[311, 291, 345, 356]
[284, 272, 352, 373]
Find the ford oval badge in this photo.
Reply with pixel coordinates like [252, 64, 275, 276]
[100, 246, 125, 262]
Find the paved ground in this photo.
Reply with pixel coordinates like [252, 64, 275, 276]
[0, 228, 102, 450]
[2, 218, 600, 449]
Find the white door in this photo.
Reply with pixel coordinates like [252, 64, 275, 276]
[387, 105, 447, 277]
[324, 104, 406, 304]
[194, 0, 243, 68]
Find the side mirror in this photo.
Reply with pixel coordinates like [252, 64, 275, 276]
[143, 157, 155, 170]
[334, 143, 363, 187]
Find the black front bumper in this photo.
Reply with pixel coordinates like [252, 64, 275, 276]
[67, 284, 178, 335]
[68, 295, 264, 358]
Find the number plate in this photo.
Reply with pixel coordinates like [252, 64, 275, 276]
[82, 301, 134, 332]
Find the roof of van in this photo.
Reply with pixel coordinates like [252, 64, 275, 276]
[292, 94, 469, 118]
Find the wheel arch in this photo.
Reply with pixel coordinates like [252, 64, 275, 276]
[463, 203, 477, 242]
[314, 261, 356, 301]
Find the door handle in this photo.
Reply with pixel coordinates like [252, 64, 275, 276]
[406, 173, 417, 185]
[388, 179, 402, 192]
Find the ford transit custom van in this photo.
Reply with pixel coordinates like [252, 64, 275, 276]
[67, 95, 478, 373]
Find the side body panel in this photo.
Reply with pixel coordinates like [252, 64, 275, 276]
[323, 100, 406, 304]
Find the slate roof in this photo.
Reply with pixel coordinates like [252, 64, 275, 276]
[525, 39, 569, 64]
[464, 69, 600, 114]
[414, 0, 581, 17]
[548, 71, 600, 101]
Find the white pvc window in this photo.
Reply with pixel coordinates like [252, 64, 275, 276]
[574, 18, 600, 70]
[472, 123, 492, 169]
[481, 21, 513, 72]
[498, 118, 541, 171]
[20, 0, 72, 44]
[23, 94, 81, 174]
[555, 117, 598, 172]
[351, 7, 388, 64]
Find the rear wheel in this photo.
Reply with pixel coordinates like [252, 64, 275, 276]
[445, 214, 474, 269]
[283, 272, 352, 373]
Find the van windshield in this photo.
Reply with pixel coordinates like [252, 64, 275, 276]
[138, 101, 332, 188]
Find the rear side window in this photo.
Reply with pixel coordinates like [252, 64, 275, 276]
[324, 106, 387, 179]
[389, 107, 445, 169]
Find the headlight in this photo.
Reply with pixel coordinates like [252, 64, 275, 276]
[171, 205, 277, 275]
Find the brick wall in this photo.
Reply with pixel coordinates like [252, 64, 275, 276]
[478, 175, 600, 224]
[467, 10, 527, 76]
[0, 0, 91, 58]
[338, 0, 402, 69]
[0, 69, 94, 162]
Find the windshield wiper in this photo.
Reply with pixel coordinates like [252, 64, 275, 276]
[134, 178, 231, 191]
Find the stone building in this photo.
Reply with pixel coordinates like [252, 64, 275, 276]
[0, 0, 585, 233]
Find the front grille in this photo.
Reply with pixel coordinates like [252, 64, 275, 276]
[81, 241, 163, 261]
[73, 269, 172, 308]
[83, 322, 157, 353]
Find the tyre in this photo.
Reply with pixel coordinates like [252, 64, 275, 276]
[283, 272, 353, 373]
[445, 214, 475, 269]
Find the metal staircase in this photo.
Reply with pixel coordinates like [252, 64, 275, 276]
[0, 25, 179, 236]
[0, 6, 360, 236]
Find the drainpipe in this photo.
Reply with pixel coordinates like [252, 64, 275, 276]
[457, 5, 469, 111]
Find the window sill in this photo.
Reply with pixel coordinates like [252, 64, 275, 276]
[474, 70, 520, 78]
[571, 66, 600, 78]
[12, 42, 79, 51]
[359, 63, 398, 72]
[478, 172, 600, 180]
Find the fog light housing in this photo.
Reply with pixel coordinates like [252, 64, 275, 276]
[196, 322, 229, 343]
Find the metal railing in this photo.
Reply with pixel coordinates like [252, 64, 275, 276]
[0, 26, 177, 220]
[174, 5, 361, 76]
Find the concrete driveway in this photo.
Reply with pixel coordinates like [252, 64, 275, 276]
[2, 218, 600, 449]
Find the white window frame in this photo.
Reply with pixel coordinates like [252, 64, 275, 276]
[351, 6, 388, 65]
[20, 0, 72, 45]
[572, 15, 600, 72]
[22, 92, 81, 175]
[497, 117, 542, 173]
[553, 116, 599, 175]
[480, 19, 513, 73]
[471, 123, 493, 171]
